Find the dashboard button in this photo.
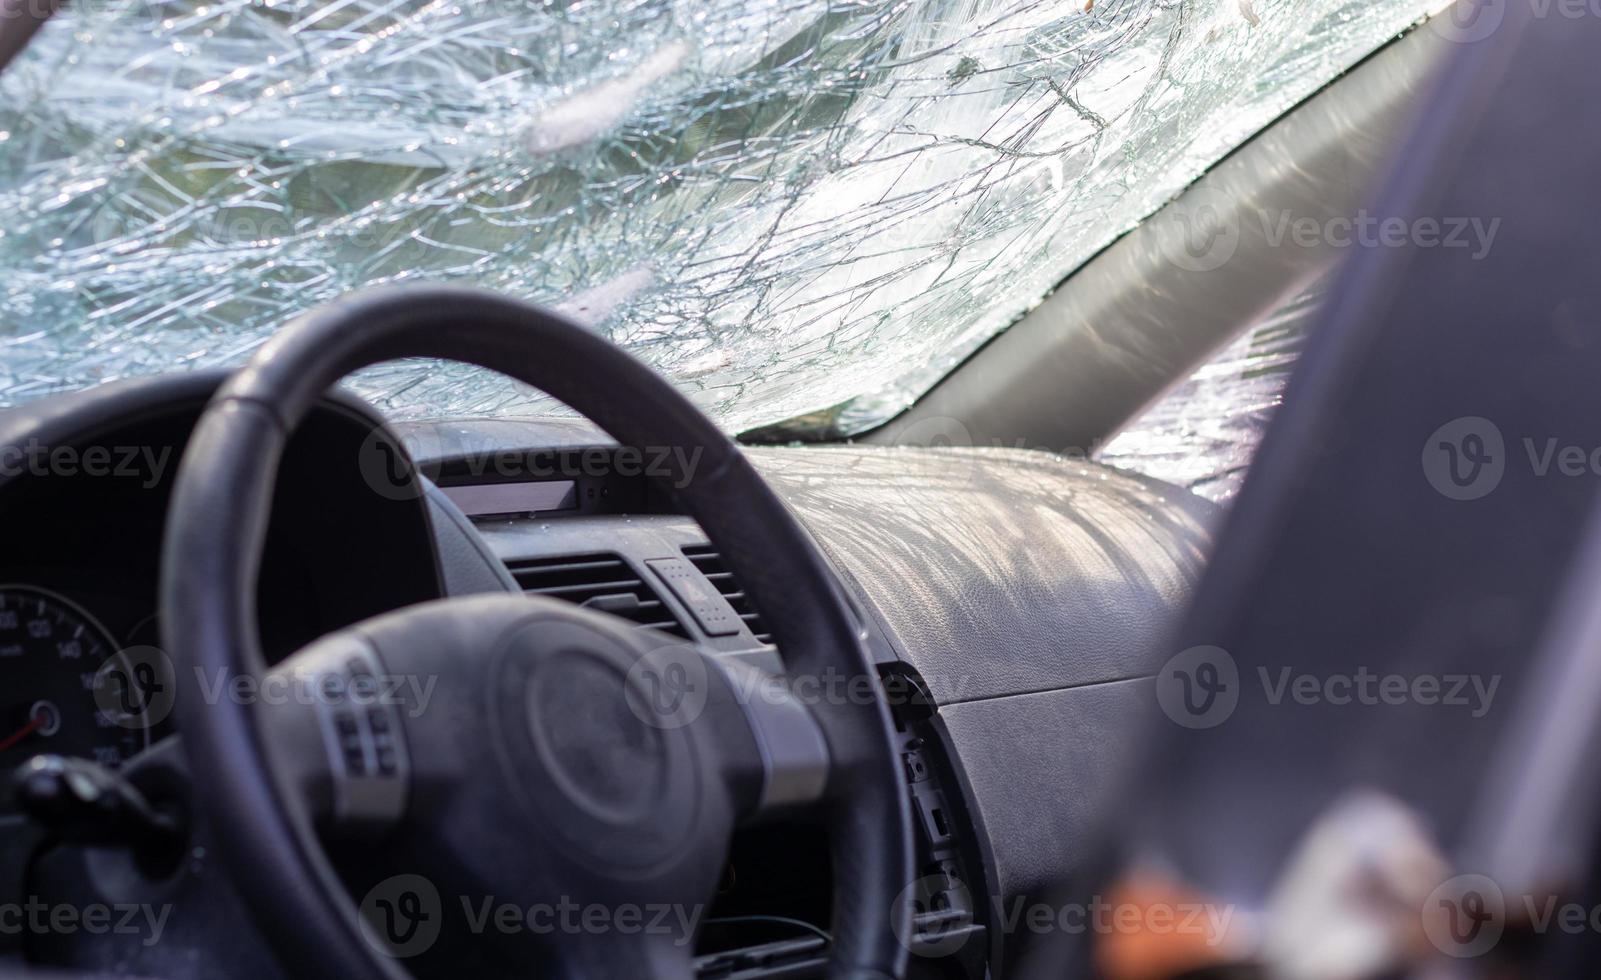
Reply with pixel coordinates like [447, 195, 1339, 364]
[646, 557, 742, 637]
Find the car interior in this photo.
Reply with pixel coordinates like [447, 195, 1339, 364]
[6, 0, 1601, 978]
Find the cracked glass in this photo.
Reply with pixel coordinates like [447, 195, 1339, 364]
[0, 0, 1439, 434]
[1098, 274, 1323, 504]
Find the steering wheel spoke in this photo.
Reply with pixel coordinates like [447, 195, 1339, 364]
[703, 656, 831, 820]
[257, 631, 413, 833]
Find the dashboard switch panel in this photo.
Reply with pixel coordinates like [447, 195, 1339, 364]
[646, 557, 743, 637]
[301, 638, 411, 826]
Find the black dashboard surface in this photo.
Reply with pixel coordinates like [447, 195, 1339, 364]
[403, 419, 1218, 705]
[0, 379, 1217, 978]
[749, 446, 1216, 703]
[404, 418, 1220, 968]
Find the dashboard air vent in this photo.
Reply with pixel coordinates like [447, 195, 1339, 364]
[506, 554, 687, 638]
[682, 545, 773, 645]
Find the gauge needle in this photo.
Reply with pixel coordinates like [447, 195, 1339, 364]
[0, 712, 46, 753]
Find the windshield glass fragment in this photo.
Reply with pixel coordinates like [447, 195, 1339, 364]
[0, 0, 1438, 433]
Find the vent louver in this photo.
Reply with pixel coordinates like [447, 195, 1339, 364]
[506, 554, 688, 638]
[682, 545, 774, 645]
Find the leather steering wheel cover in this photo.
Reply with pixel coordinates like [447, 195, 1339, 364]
[161, 285, 912, 979]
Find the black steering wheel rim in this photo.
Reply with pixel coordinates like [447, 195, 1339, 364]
[159, 285, 913, 979]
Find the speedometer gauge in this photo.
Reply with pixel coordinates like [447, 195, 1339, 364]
[0, 587, 149, 813]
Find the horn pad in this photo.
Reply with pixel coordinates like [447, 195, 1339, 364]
[490, 618, 703, 876]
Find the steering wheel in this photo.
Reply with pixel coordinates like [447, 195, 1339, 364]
[158, 286, 912, 979]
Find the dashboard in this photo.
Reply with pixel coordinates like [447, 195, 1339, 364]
[0, 378, 442, 803]
[0, 371, 1216, 979]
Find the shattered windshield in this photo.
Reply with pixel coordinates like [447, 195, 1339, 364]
[0, 0, 1439, 435]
